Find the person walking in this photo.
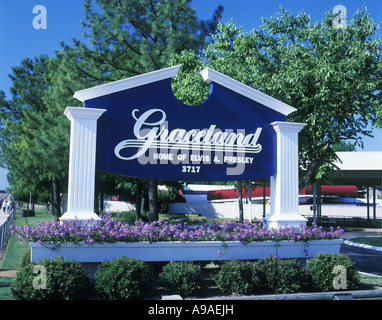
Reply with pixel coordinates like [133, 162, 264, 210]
[2, 199, 7, 213]
[7, 198, 13, 214]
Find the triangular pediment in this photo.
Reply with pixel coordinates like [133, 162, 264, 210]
[74, 65, 296, 117]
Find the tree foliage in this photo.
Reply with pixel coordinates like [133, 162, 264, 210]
[172, 6, 382, 187]
[1, 57, 48, 203]
[63, 0, 223, 82]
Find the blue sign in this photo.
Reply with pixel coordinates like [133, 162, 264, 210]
[81, 67, 290, 181]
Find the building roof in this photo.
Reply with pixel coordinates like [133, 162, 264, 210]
[333, 152, 382, 186]
[335, 152, 382, 171]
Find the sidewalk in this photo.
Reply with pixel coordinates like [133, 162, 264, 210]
[0, 213, 10, 227]
[0, 212, 16, 277]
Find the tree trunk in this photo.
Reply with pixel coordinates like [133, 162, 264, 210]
[135, 179, 142, 221]
[49, 179, 54, 216]
[29, 193, 35, 210]
[148, 179, 158, 223]
[100, 191, 104, 212]
[317, 184, 322, 225]
[94, 190, 99, 215]
[94, 172, 99, 215]
[51, 176, 61, 221]
[237, 180, 244, 223]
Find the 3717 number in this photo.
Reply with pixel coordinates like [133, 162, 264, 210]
[182, 166, 200, 173]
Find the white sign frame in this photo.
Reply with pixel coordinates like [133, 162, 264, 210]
[60, 66, 306, 228]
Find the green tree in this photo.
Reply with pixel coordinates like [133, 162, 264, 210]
[0, 55, 62, 213]
[0, 51, 98, 217]
[73, 0, 223, 79]
[172, 6, 382, 189]
[332, 140, 356, 152]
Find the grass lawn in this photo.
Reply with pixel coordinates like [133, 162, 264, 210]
[0, 209, 55, 300]
[359, 273, 382, 288]
[0, 209, 55, 271]
[0, 277, 13, 300]
[348, 237, 382, 248]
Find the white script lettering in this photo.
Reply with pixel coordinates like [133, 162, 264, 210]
[114, 109, 262, 161]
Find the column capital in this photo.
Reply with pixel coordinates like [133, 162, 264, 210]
[64, 107, 106, 122]
[271, 121, 306, 133]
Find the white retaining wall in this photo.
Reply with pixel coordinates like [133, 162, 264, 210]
[169, 202, 270, 220]
[103, 201, 135, 213]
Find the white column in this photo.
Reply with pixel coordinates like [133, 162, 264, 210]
[264, 121, 307, 229]
[60, 107, 106, 225]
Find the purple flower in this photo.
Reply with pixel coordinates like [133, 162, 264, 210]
[10, 214, 344, 246]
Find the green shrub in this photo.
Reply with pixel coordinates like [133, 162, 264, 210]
[11, 256, 92, 300]
[20, 250, 31, 268]
[93, 256, 153, 299]
[159, 261, 203, 297]
[157, 187, 177, 213]
[305, 253, 360, 292]
[216, 259, 266, 295]
[256, 255, 305, 294]
[113, 211, 149, 224]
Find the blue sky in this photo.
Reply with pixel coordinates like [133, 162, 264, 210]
[1, 0, 382, 190]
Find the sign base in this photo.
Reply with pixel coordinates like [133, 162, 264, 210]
[264, 211, 307, 229]
[60, 211, 101, 226]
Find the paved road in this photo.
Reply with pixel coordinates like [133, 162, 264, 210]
[341, 245, 382, 276]
[340, 228, 382, 276]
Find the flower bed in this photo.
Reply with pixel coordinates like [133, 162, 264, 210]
[12, 213, 344, 245]
[12, 213, 344, 263]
